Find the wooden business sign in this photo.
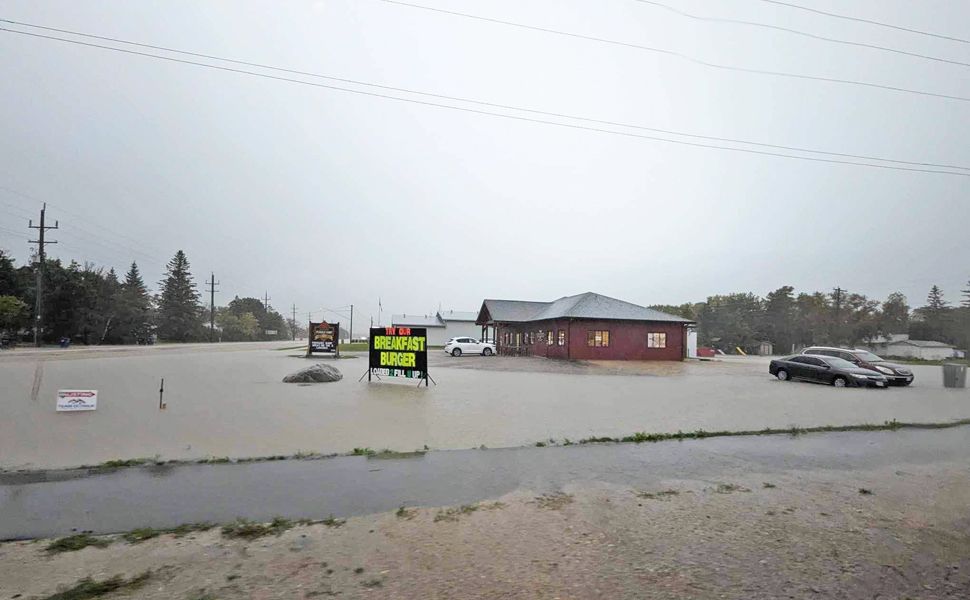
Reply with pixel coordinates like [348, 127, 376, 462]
[368, 326, 429, 383]
[308, 321, 339, 355]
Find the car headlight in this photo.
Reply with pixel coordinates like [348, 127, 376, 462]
[851, 373, 869, 379]
[875, 366, 894, 374]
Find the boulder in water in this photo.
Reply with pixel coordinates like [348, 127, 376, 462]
[283, 363, 343, 383]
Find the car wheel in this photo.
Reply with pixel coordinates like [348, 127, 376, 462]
[833, 376, 848, 388]
[451, 348, 462, 357]
[776, 369, 789, 381]
[483, 347, 493, 356]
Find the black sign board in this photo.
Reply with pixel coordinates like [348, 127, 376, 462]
[307, 321, 339, 355]
[367, 326, 429, 384]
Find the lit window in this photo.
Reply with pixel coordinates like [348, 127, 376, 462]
[515, 332, 521, 346]
[587, 330, 610, 347]
[558, 330, 566, 346]
[547, 331, 553, 345]
[647, 332, 667, 348]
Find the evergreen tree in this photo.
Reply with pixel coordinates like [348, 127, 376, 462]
[962, 278, 970, 308]
[118, 261, 153, 343]
[157, 251, 202, 342]
[911, 285, 953, 343]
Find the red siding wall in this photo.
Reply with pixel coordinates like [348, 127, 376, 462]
[497, 319, 686, 361]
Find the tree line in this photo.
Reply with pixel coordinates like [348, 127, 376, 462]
[651, 283, 970, 354]
[0, 249, 293, 344]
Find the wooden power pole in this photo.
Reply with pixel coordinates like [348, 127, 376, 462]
[28, 203, 58, 347]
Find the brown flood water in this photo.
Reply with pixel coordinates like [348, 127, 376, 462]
[1, 343, 967, 470]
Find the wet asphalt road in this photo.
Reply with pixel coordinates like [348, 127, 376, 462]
[3, 425, 969, 539]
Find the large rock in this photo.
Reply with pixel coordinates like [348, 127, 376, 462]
[283, 363, 343, 383]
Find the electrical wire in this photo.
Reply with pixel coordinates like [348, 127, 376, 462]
[1, 27, 968, 177]
[630, 0, 970, 68]
[758, 0, 970, 45]
[1, 18, 967, 172]
[376, 0, 970, 103]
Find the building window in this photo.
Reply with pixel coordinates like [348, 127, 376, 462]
[647, 332, 667, 348]
[515, 332, 521, 346]
[547, 331, 553, 345]
[558, 330, 566, 346]
[587, 330, 610, 347]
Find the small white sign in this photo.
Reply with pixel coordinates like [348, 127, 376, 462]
[56, 390, 98, 412]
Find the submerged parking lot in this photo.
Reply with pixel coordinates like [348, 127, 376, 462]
[1, 343, 967, 470]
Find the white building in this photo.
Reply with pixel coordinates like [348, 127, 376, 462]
[866, 334, 959, 361]
[391, 310, 482, 346]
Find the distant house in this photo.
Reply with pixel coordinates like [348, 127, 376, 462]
[866, 334, 958, 361]
[391, 310, 481, 346]
[476, 292, 694, 360]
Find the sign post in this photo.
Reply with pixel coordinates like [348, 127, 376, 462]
[307, 321, 340, 358]
[363, 326, 433, 386]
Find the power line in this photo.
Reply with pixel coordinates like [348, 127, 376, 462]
[376, 0, 970, 103]
[1, 27, 967, 177]
[1, 20, 966, 172]
[630, 0, 970, 68]
[758, 0, 970, 45]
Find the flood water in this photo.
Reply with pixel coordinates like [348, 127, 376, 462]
[1, 343, 967, 470]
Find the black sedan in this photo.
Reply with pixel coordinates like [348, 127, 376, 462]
[769, 355, 889, 388]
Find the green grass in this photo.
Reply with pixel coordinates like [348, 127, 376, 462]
[42, 572, 151, 600]
[636, 489, 680, 500]
[122, 522, 214, 543]
[96, 458, 149, 469]
[321, 515, 345, 528]
[573, 418, 970, 447]
[338, 342, 368, 352]
[46, 534, 111, 554]
[434, 504, 480, 522]
[221, 517, 294, 540]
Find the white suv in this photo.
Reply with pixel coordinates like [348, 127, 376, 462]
[444, 337, 495, 357]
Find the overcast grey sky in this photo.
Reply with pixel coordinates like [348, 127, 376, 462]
[1, 0, 968, 332]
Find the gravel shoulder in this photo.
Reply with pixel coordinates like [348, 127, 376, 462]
[3, 460, 969, 599]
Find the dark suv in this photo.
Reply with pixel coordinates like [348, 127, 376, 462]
[802, 346, 914, 386]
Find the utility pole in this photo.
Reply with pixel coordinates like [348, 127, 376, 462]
[28, 203, 58, 347]
[291, 303, 297, 341]
[205, 273, 219, 342]
[349, 304, 353, 343]
[263, 291, 272, 312]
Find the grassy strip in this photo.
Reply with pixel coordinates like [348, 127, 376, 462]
[43, 571, 152, 600]
[14, 418, 970, 478]
[123, 522, 214, 543]
[221, 517, 295, 540]
[569, 418, 970, 446]
[46, 534, 111, 554]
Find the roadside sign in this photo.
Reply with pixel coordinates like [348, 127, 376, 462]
[367, 326, 430, 385]
[307, 321, 339, 355]
[265, 329, 278, 336]
[56, 390, 97, 412]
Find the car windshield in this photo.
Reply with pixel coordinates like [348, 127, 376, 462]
[822, 357, 858, 369]
[851, 350, 883, 362]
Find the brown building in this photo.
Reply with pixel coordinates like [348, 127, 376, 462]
[476, 292, 694, 361]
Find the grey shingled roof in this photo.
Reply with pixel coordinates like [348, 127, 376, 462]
[890, 339, 954, 348]
[390, 314, 445, 328]
[479, 292, 693, 324]
[438, 310, 479, 322]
